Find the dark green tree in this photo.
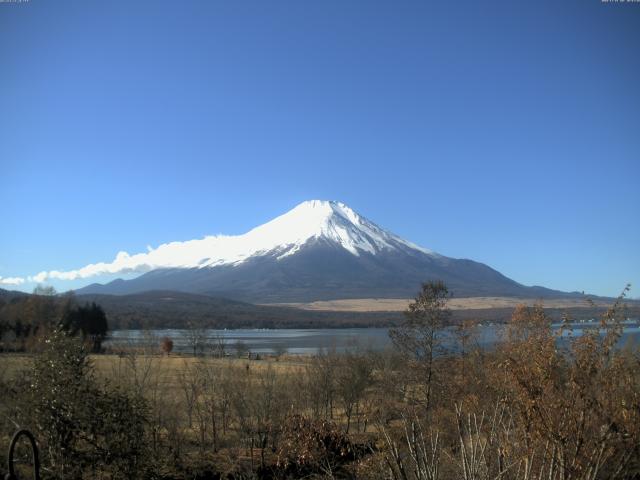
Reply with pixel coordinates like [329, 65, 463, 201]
[62, 302, 109, 352]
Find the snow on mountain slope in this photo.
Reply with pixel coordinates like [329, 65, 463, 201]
[196, 199, 436, 264]
[110, 200, 437, 271]
[27, 201, 436, 284]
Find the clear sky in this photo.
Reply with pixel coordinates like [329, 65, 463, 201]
[1, 0, 638, 298]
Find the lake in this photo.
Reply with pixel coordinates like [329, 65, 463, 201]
[105, 319, 640, 355]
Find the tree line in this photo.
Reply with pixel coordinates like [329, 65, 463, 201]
[0, 286, 108, 353]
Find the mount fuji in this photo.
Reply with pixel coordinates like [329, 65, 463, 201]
[76, 200, 570, 302]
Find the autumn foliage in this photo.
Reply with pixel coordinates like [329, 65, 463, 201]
[0, 283, 638, 479]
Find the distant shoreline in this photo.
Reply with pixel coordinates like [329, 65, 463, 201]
[265, 296, 621, 312]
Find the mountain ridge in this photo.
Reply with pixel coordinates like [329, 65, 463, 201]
[75, 200, 583, 302]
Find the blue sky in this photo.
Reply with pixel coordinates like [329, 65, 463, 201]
[1, 0, 638, 298]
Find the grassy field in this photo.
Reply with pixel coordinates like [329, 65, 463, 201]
[4, 348, 398, 477]
[1, 351, 309, 385]
[1, 350, 340, 478]
[267, 295, 615, 312]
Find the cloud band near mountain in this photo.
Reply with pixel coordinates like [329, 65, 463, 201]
[0, 249, 157, 286]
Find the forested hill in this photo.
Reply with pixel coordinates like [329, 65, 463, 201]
[0, 288, 28, 300]
[2, 288, 638, 331]
[70, 290, 640, 330]
[75, 290, 402, 329]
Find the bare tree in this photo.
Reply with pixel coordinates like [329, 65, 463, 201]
[210, 332, 227, 357]
[453, 319, 479, 391]
[335, 351, 374, 433]
[306, 347, 338, 420]
[234, 339, 250, 358]
[378, 413, 441, 480]
[185, 321, 208, 357]
[178, 360, 200, 428]
[389, 280, 450, 412]
[272, 344, 288, 359]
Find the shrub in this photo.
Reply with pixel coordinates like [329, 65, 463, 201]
[275, 414, 363, 478]
[160, 336, 174, 355]
[27, 329, 149, 478]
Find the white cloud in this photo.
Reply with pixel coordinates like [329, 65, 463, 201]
[0, 276, 25, 286]
[14, 229, 287, 285]
[17, 236, 230, 285]
[25, 250, 157, 283]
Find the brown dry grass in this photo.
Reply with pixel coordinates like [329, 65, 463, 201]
[267, 296, 607, 312]
[0, 352, 309, 388]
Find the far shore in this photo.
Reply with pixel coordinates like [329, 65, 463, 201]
[265, 296, 619, 312]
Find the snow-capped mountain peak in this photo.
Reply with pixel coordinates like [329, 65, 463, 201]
[22, 200, 437, 286]
[236, 200, 435, 261]
[72, 199, 559, 301]
[131, 200, 434, 271]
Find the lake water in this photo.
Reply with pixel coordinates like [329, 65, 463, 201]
[106, 320, 640, 355]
